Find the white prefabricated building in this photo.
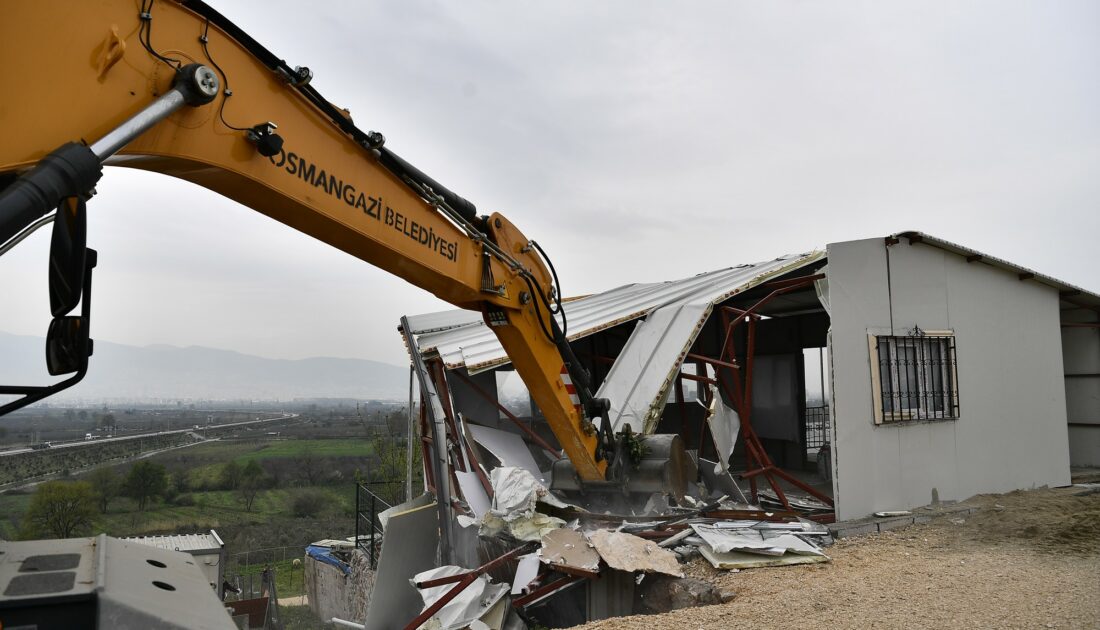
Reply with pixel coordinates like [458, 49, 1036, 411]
[402, 231, 1097, 522]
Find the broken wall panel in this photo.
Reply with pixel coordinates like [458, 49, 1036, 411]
[363, 502, 439, 630]
[448, 369, 503, 431]
[467, 423, 546, 483]
[698, 546, 828, 570]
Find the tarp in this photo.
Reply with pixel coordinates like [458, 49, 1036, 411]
[305, 545, 351, 576]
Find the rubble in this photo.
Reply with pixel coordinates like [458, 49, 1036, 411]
[411, 566, 509, 630]
[478, 467, 567, 542]
[539, 529, 600, 575]
[587, 530, 683, 578]
[633, 575, 724, 615]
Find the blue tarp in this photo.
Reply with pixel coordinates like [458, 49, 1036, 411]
[306, 545, 351, 576]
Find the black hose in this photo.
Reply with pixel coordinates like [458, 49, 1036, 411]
[0, 143, 101, 246]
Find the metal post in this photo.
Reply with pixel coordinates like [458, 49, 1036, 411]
[401, 318, 454, 566]
[406, 365, 415, 502]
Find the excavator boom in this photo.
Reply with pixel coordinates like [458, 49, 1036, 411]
[0, 0, 609, 479]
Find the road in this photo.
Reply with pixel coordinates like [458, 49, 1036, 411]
[0, 412, 298, 457]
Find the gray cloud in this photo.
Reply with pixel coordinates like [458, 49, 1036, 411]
[2, 1, 1096, 366]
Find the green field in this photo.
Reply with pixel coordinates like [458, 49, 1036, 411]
[180, 438, 375, 488]
[0, 438, 379, 544]
[0, 485, 357, 542]
[236, 439, 375, 461]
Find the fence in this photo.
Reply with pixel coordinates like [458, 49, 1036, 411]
[224, 545, 305, 601]
[355, 480, 406, 569]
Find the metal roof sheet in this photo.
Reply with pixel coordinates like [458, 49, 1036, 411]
[403, 252, 824, 379]
[892, 231, 1100, 308]
[403, 231, 1097, 436]
[124, 531, 223, 554]
[596, 252, 826, 432]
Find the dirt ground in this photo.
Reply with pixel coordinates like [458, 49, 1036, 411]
[577, 485, 1100, 630]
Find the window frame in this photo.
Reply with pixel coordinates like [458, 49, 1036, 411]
[868, 331, 960, 425]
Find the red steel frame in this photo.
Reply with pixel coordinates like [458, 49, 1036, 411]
[403, 543, 536, 630]
[685, 274, 834, 512]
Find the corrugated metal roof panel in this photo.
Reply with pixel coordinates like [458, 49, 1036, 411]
[596, 252, 827, 433]
[404, 252, 824, 377]
[124, 532, 222, 554]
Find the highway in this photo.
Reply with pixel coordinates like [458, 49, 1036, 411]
[0, 412, 298, 457]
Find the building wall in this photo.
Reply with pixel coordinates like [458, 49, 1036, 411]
[827, 237, 1071, 519]
[1062, 308, 1100, 467]
[304, 549, 375, 624]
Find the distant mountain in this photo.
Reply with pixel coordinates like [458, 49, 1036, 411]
[0, 331, 408, 402]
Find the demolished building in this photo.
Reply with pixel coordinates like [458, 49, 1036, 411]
[350, 231, 1097, 628]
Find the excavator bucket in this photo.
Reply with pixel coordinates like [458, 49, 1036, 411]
[549, 433, 697, 512]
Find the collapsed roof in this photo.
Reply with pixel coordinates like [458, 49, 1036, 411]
[403, 251, 826, 433]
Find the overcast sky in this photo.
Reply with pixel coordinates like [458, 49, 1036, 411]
[2, 1, 1097, 367]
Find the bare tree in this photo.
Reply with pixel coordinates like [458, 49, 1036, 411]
[297, 445, 320, 485]
[237, 460, 266, 512]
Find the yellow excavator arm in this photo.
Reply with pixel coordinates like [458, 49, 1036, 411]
[0, 0, 608, 480]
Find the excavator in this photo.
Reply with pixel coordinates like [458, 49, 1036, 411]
[0, 1, 691, 504]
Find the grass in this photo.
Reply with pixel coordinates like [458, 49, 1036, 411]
[279, 605, 325, 629]
[0, 492, 32, 539]
[86, 486, 356, 537]
[228, 556, 307, 599]
[235, 439, 375, 461]
[1, 437, 369, 552]
[179, 439, 374, 488]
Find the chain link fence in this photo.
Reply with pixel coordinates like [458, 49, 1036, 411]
[224, 545, 306, 601]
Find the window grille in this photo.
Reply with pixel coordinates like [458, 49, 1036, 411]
[804, 405, 830, 450]
[873, 334, 959, 423]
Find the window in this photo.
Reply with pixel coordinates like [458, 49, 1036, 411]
[869, 332, 959, 424]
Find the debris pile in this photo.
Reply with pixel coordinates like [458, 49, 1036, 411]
[358, 460, 833, 629]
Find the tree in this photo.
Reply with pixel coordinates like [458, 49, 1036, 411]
[237, 460, 266, 512]
[98, 413, 117, 431]
[124, 461, 168, 511]
[22, 481, 96, 539]
[87, 466, 122, 514]
[369, 433, 420, 505]
[221, 460, 244, 490]
[296, 445, 320, 486]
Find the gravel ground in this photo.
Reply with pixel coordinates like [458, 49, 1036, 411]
[576, 486, 1100, 630]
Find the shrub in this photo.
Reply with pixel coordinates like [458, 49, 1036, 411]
[291, 491, 327, 518]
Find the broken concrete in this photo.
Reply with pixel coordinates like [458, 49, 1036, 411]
[539, 528, 600, 574]
[587, 530, 683, 577]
